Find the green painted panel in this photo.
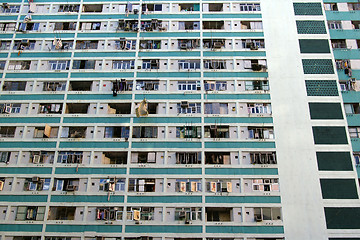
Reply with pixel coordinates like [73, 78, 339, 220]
[140, 32, 200, 38]
[63, 117, 130, 124]
[299, 39, 330, 53]
[333, 49, 360, 60]
[342, 91, 360, 103]
[138, 51, 200, 57]
[326, 11, 360, 21]
[141, 14, 200, 19]
[34, 0, 79, 2]
[60, 142, 129, 148]
[204, 117, 273, 124]
[128, 196, 202, 203]
[205, 168, 278, 175]
[305, 80, 339, 96]
[70, 72, 134, 78]
[0, 195, 47, 202]
[203, 72, 268, 78]
[0, 142, 56, 148]
[293, 2, 323, 15]
[15, 33, 75, 39]
[321, 179, 358, 199]
[24, 15, 78, 20]
[0, 117, 60, 124]
[0, 167, 52, 174]
[203, 14, 261, 18]
[338, 70, 360, 80]
[0, 15, 19, 20]
[203, 51, 266, 57]
[346, 114, 360, 126]
[0, 94, 64, 100]
[51, 195, 124, 202]
[351, 139, 360, 151]
[206, 226, 284, 234]
[74, 52, 135, 58]
[55, 167, 126, 175]
[129, 168, 201, 175]
[205, 196, 281, 203]
[0, 34, 13, 39]
[316, 152, 353, 171]
[309, 103, 343, 119]
[205, 142, 275, 148]
[125, 225, 202, 233]
[135, 94, 201, 100]
[0, 53, 7, 58]
[67, 94, 132, 100]
[329, 30, 360, 39]
[203, 32, 264, 37]
[312, 127, 348, 144]
[296, 20, 327, 34]
[206, 94, 270, 100]
[0, 224, 43, 232]
[325, 208, 360, 229]
[132, 142, 202, 148]
[133, 117, 201, 124]
[10, 52, 72, 58]
[77, 33, 137, 38]
[6, 72, 68, 78]
[46, 225, 122, 233]
[80, 14, 138, 19]
[302, 59, 334, 74]
[136, 72, 201, 78]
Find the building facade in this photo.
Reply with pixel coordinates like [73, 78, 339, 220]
[0, 0, 359, 239]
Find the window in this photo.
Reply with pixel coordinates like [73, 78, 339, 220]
[24, 178, 51, 191]
[348, 3, 360, 10]
[132, 127, 158, 138]
[96, 207, 123, 221]
[43, 82, 67, 91]
[0, 103, 21, 114]
[331, 39, 347, 49]
[0, 61, 5, 70]
[344, 103, 360, 114]
[18, 23, 40, 31]
[178, 39, 200, 50]
[253, 207, 281, 221]
[0, 127, 15, 138]
[72, 60, 95, 69]
[2, 5, 20, 13]
[335, 59, 350, 70]
[241, 21, 263, 30]
[354, 152, 360, 165]
[352, 21, 360, 29]
[39, 103, 63, 114]
[75, 40, 98, 49]
[127, 207, 154, 221]
[175, 208, 202, 221]
[128, 179, 155, 192]
[179, 21, 200, 30]
[142, 4, 163, 12]
[203, 39, 225, 49]
[54, 22, 77, 30]
[204, 81, 227, 91]
[49, 60, 70, 70]
[204, 60, 226, 69]
[112, 60, 134, 69]
[203, 21, 224, 30]
[250, 152, 277, 164]
[176, 152, 201, 164]
[204, 103, 228, 114]
[175, 180, 202, 192]
[59, 4, 80, 12]
[324, 3, 338, 11]
[0, 22, 16, 31]
[79, 22, 101, 30]
[0, 152, 10, 163]
[178, 60, 200, 70]
[131, 152, 157, 164]
[30, 151, 54, 164]
[205, 152, 230, 164]
[206, 181, 232, 193]
[252, 179, 279, 192]
[116, 39, 136, 50]
[3, 81, 26, 91]
[16, 206, 45, 221]
[13, 40, 36, 50]
[248, 103, 272, 114]
[140, 40, 161, 50]
[142, 60, 159, 69]
[204, 126, 230, 138]
[99, 178, 125, 192]
[242, 39, 265, 49]
[178, 81, 201, 91]
[349, 127, 360, 138]
[57, 151, 83, 164]
[7, 61, 30, 70]
[239, 3, 261, 11]
[248, 127, 274, 139]
[136, 80, 159, 91]
[176, 126, 201, 138]
[177, 102, 201, 114]
[104, 127, 129, 138]
[53, 179, 78, 191]
[328, 21, 342, 29]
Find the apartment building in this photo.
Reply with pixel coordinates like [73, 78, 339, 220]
[0, 0, 359, 239]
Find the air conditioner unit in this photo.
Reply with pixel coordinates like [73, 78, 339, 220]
[66, 185, 76, 191]
[180, 101, 189, 108]
[32, 176, 40, 182]
[33, 155, 41, 164]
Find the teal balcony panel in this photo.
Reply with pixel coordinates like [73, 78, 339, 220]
[203, 51, 266, 57]
[74, 52, 135, 58]
[128, 196, 202, 203]
[0, 167, 52, 174]
[140, 32, 200, 38]
[11, 52, 72, 58]
[6, 72, 68, 79]
[126, 225, 202, 233]
[351, 139, 360, 152]
[342, 91, 360, 103]
[203, 14, 261, 19]
[324, 0, 353, 2]
[357, 165, 360, 177]
[132, 142, 202, 148]
[206, 226, 284, 234]
[0, 0, 22, 2]
[203, 32, 264, 37]
[0, 224, 42, 232]
[205, 142, 275, 148]
[0, 94, 64, 101]
[20, 15, 78, 20]
[63, 117, 130, 124]
[138, 51, 200, 57]
[0, 15, 17, 20]
[329, 29, 360, 39]
[0, 195, 47, 202]
[135, 94, 201, 100]
[129, 168, 202, 175]
[84, 0, 139, 2]
[0, 117, 60, 124]
[346, 114, 360, 126]
[133, 117, 201, 124]
[77, 32, 137, 38]
[55, 167, 126, 175]
[205, 168, 278, 175]
[333, 49, 360, 59]
[70, 72, 134, 78]
[34, 0, 80, 2]
[136, 72, 201, 78]
[15, 33, 75, 39]
[80, 14, 138, 19]
[51, 195, 124, 203]
[0, 142, 56, 149]
[67, 94, 132, 100]
[46, 225, 122, 233]
[338, 70, 360, 80]
[206, 196, 281, 204]
[203, 72, 268, 78]
[326, 11, 360, 21]
[0, 34, 13, 39]
[60, 141, 129, 149]
[205, 117, 273, 124]
[0, 53, 7, 58]
[141, 14, 200, 19]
